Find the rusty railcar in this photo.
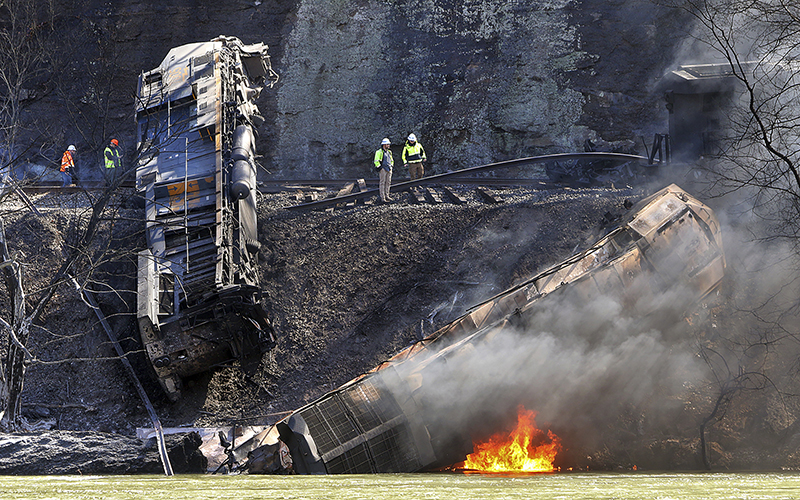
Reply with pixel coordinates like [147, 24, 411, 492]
[135, 36, 278, 400]
[243, 183, 725, 474]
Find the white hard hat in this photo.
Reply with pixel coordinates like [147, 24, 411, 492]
[381, 138, 391, 145]
[407, 133, 417, 142]
[68, 145, 76, 151]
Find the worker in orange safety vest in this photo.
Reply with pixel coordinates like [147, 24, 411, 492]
[61, 144, 76, 187]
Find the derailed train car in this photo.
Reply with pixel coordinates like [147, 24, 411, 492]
[135, 36, 279, 400]
[240, 184, 725, 474]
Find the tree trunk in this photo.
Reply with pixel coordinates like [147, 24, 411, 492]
[699, 421, 710, 470]
[2, 289, 29, 431]
[2, 339, 27, 429]
[0, 217, 28, 431]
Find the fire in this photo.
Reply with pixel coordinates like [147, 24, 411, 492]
[461, 406, 561, 472]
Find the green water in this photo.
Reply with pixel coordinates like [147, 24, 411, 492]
[2, 472, 800, 500]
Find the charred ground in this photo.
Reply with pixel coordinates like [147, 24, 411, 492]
[1, 180, 799, 473]
[164, 184, 645, 429]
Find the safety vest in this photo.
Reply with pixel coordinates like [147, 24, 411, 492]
[104, 146, 120, 169]
[402, 142, 426, 163]
[374, 148, 393, 170]
[61, 150, 74, 173]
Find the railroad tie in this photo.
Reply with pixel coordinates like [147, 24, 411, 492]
[476, 187, 504, 203]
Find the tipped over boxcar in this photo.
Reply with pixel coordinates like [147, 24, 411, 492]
[135, 36, 278, 400]
[239, 184, 725, 474]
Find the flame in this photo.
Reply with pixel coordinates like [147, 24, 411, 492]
[461, 406, 561, 472]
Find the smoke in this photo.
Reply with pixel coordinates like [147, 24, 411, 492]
[381, 262, 711, 461]
[371, 175, 799, 470]
[351, 2, 800, 468]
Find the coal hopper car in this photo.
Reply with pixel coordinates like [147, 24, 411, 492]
[242, 184, 726, 474]
[135, 36, 278, 400]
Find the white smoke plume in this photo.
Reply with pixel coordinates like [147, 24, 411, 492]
[382, 263, 713, 462]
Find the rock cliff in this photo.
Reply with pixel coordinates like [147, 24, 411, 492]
[23, 0, 691, 178]
[275, 0, 687, 177]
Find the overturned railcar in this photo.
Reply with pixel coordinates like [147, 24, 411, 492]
[135, 36, 279, 400]
[244, 184, 725, 474]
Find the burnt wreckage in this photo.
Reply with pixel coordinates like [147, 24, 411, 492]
[135, 36, 279, 400]
[236, 184, 726, 474]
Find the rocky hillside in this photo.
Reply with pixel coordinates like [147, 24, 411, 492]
[5, 179, 800, 473]
[18, 0, 692, 178]
[275, 0, 687, 177]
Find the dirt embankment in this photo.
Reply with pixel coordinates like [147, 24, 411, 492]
[4, 181, 797, 474]
[1, 184, 643, 473]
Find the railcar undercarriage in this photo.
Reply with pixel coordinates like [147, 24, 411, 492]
[135, 36, 278, 400]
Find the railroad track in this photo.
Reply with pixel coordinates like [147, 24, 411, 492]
[19, 181, 136, 193]
[15, 153, 657, 208]
[259, 177, 553, 188]
[285, 152, 657, 211]
[18, 177, 547, 193]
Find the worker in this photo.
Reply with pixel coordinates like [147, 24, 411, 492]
[402, 133, 427, 181]
[104, 138, 122, 184]
[373, 137, 393, 203]
[60, 145, 76, 187]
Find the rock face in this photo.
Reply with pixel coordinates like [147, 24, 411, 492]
[0, 431, 206, 474]
[20, 0, 690, 179]
[274, 0, 688, 176]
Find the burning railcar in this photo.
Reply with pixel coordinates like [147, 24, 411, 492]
[135, 36, 278, 400]
[241, 184, 725, 474]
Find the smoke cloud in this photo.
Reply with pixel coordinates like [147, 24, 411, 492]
[382, 259, 713, 464]
[377, 174, 800, 469]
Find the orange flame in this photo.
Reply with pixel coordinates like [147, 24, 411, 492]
[461, 406, 561, 472]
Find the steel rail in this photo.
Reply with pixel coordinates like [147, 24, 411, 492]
[261, 177, 556, 188]
[285, 152, 656, 211]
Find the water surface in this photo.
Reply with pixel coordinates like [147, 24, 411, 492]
[2, 472, 799, 500]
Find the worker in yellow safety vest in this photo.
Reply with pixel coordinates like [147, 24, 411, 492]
[104, 138, 122, 184]
[402, 133, 427, 180]
[373, 137, 394, 203]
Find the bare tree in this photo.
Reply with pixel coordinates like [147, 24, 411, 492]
[0, 0, 152, 429]
[674, 0, 800, 238]
[0, 183, 128, 429]
[0, 0, 56, 176]
[0, 96, 178, 431]
[663, 0, 800, 468]
[0, 68, 193, 433]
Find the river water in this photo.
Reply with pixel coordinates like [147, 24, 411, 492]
[2, 472, 800, 500]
